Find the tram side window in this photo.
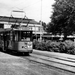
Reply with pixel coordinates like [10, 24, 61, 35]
[14, 31, 19, 41]
[14, 31, 22, 41]
[6, 33, 10, 40]
[0, 34, 3, 40]
[12, 32, 15, 41]
[13, 31, 32, 41]
[18, 31, 21, 41]
[0, 33, 4, 45]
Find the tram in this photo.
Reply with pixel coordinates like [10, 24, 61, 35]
[0, 27, 33, 54]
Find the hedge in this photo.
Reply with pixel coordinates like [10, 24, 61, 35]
[33, 39, 75, 55]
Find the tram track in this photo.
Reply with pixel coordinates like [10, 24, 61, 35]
[31, 54, 75, 67]
[22, 50, 75, 73]
[33, 49, 75, 62]
[34, 49, 75, 61]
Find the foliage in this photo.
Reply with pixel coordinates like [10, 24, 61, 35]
[46, 0, 75, 40]
[36, 41, 46, 50]
[45, 40, 53, 51]
[33, 39, 75, 55]
[46, 41, 60, 52]
[33, 39, 39, 49]
[33, 39, 46, 50]
[64, 40, 75, 54]
[59, 42, 68, 53]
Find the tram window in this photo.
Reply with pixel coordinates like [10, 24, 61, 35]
[26, 32, 30, 37]
[6, 33, 10, 40]
[15, 31, 19, 41]
[20, 31, 32, 41]
[0, 34, 3, 40]
[13, 31, 32, 41]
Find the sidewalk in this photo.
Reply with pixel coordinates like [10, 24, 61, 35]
[0, 52, 30, 75]
[0, 52, 20, 59]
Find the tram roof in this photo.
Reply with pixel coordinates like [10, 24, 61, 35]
[0, 16, 40, 24]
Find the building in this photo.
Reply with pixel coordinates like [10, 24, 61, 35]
[0, 16, 45, 40]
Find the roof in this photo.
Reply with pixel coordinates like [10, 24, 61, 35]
[0, 16, 40, 25]
[0, 28, 12, 33]
[0, 28, 32, 33]
[13, 28, 32, 31]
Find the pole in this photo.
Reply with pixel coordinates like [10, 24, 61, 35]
[40, 0, 42, 40]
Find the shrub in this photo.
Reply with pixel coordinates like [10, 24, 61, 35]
[33, 39, 75, 55]
[44, 40, 60, 52]
[49, 41, 60, 52]
[59, 40, 75, 54]
[45, 40, 52, 51]
[64, 40, 75, 54]
[33, 39, 39, 49]
[59, 42, 67, 53]
[35, 41, 46, 50]
[33, 39, 47, 51]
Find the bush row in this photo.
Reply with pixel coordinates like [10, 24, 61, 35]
[33, 39, 75, 55]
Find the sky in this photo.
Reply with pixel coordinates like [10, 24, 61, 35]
[0, 0, 55, 24]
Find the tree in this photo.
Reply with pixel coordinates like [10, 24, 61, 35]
[46, 0, 75, 40]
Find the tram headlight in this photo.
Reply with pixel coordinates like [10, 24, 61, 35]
[27, 42, 32, 48]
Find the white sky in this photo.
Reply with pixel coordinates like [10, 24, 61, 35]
[0, 0, 55, 24]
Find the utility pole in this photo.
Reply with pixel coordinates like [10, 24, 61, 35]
[40, 0, 42, 40]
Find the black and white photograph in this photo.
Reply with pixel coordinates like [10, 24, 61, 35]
[0, 0, 75, 75]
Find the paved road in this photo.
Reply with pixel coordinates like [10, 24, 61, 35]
[33, 49, 75, 59]
[0, 52, 74, 75]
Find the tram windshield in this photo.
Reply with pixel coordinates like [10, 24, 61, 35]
[13, 30, 33, 41]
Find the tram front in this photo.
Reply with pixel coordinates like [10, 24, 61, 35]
[12, 29, 33, 54]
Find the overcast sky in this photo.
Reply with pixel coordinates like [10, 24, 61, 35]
[0, 0, 55, 24]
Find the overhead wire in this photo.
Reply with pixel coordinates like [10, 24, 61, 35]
[10, 0, 41, 11]
[9, 0, 43, 23]
[22, 0, 42, 18]
[22, 0, 41, 10]
[10, 0, 41, 17]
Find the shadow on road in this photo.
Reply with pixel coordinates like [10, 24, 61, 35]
[0, 49, 30, 57]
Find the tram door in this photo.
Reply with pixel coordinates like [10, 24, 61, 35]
[0, 33, 4, 50]
[3, 32, 10, 50]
